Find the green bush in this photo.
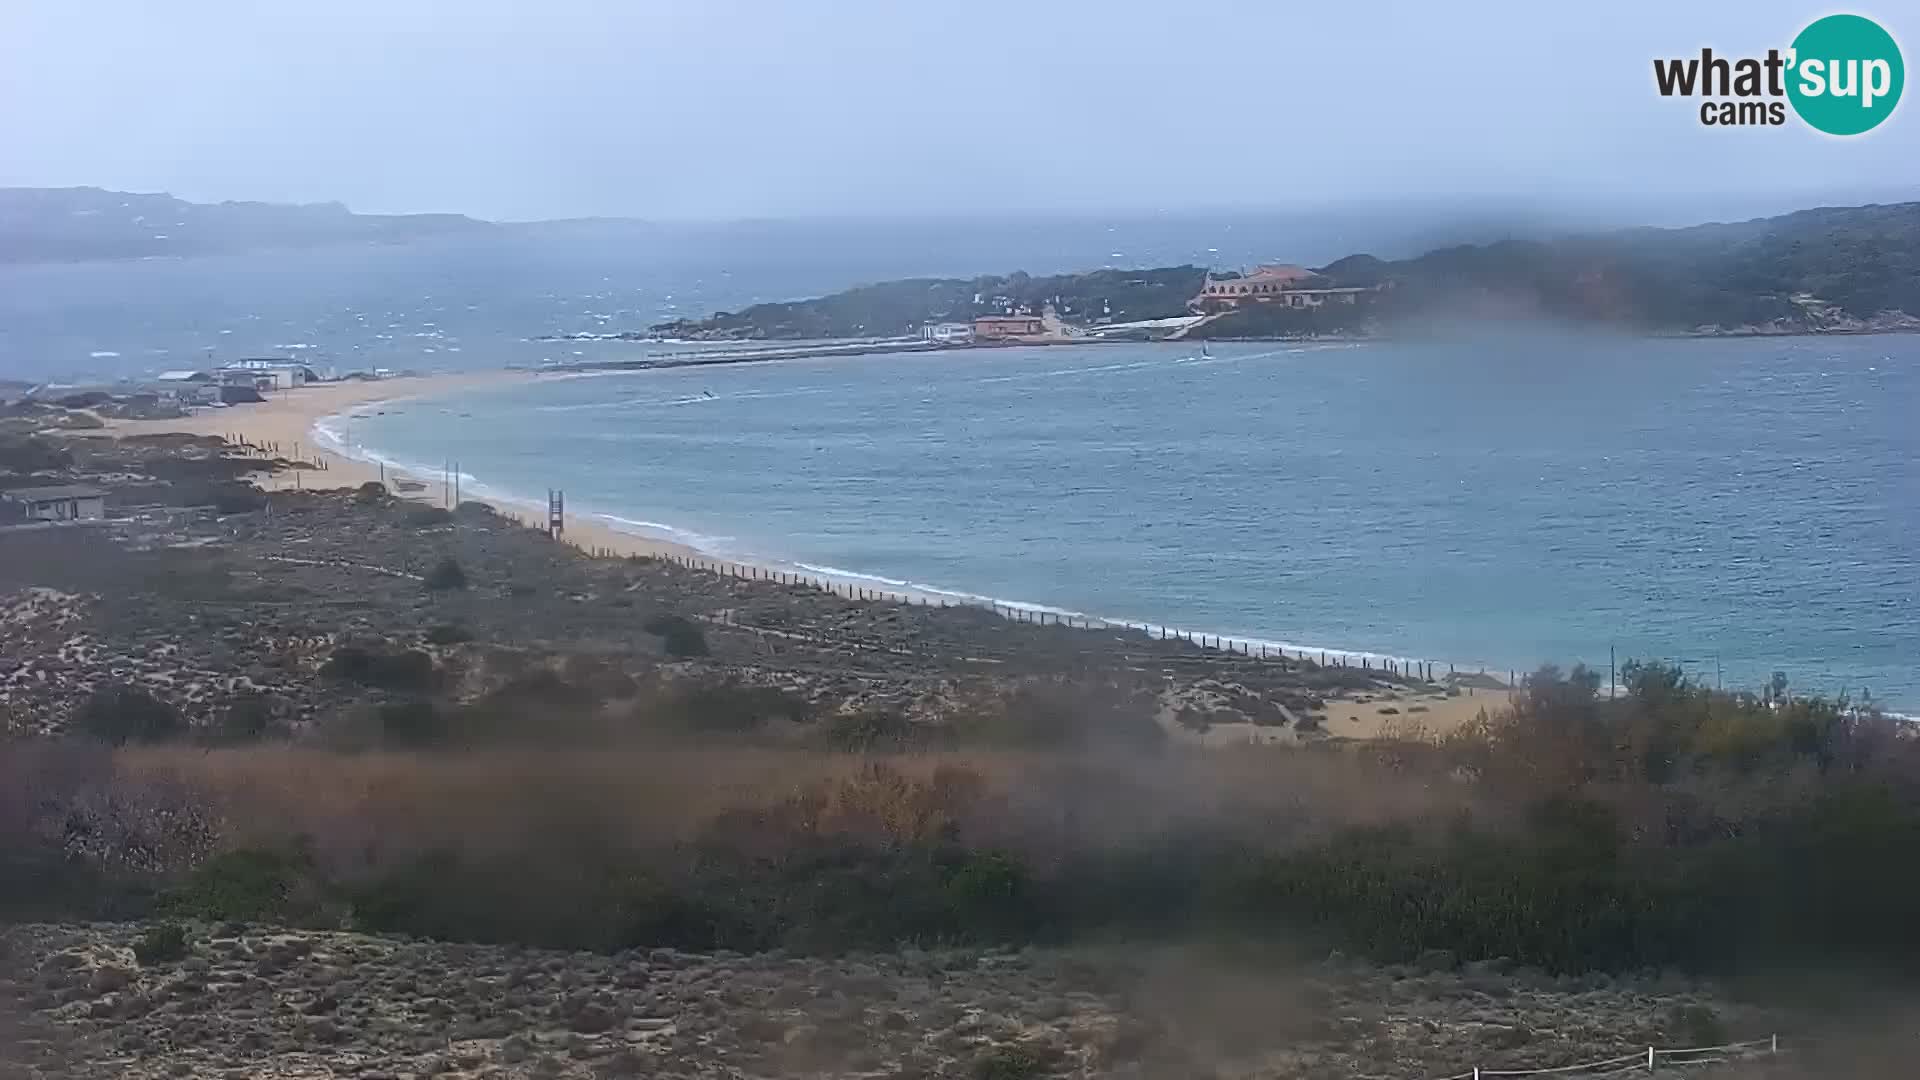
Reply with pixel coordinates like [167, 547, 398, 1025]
[423, 623, 474, 645]
[160, 848, 319, 923]
[402, 505, 454, 529]
[645, 681, 810, 734]
[379, 701, 449, 746]
[210, 486, 266, 515]
[319, 645, 440, 693]
[949, 680, 1165, 751]
[642, 613, 707, 657]
[74, 685, 180, 746]
[423, 556, 468, 591]
[0, 434, 73, 472]
[201, 693, 282, 745]
[348, 853, 741, 953]
[942, 851, 1041, 938]
[132, 923, 190, 966]
[972, 1043, 1049, 1080]
[821, 709, 918, 751]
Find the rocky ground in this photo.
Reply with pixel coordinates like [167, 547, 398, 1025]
[0, 923, 1792, 1080]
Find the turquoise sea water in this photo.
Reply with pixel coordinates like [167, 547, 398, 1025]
[326, 335, 1919, 709]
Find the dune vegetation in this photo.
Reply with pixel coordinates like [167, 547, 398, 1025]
[7, 661, 1913, 979]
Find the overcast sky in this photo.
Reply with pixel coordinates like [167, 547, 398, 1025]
[1, 1, 1912, 222]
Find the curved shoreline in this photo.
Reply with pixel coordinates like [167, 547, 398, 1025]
[112, 369, 1915, 717]
[300, 374, 1510, 685]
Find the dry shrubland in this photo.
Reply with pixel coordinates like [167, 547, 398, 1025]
[6, 659, 1917, 979]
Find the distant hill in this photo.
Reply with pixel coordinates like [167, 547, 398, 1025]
[1328, 201, 1920, 332]
[0, 187, 496, 263]
[655, 201, 1920, 339]
[648, 266, 1209, 340]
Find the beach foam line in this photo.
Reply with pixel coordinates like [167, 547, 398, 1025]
[315, 404, 1505, 682]
[669, 551, 1481, 678]
[317, 383, 1900, 701]
[765, 563, 1465, 677]
[589, 514, 738, 556]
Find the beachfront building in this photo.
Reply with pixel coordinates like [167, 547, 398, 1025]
[1188, 264, 1374, 313]
[972, 314, 1044, 341]
[150, 370, 219, 405]
[1276, 287, 1370, 308]
[218, 359, 319, 392]
[3, 485, 106, 523]
[920, 322, 975, 345]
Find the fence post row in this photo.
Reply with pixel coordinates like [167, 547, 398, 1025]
[1441, 1034, 1778, 1080]
[642, 543, 1477, 681]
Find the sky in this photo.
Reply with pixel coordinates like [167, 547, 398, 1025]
[0, 0, 1914, 222]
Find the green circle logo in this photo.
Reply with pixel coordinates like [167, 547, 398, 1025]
[1787, 14, 1904, 135]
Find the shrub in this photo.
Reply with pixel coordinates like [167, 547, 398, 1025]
[354, 480, 389, 503]
[486, 669, 597, 708]
[1667, 1003, 1727, 1047]
[942, 850, 1041, 937]
[211, 486, 266, 515]
[0, 434, 72, 472]
[423, 623, 474, 645]
[348, 852, 741, 953]
[949, 679, 1164, 751]
[74, 686, 180, 746]
[203, 693, 283, 744]
[560, 654, 639, 700]
[160, 848, 321, 923]
[642, 613, 708, 658]
[319, 645, 440, 693]
[972, 1043, 1049, 1080]
[132, 923, 190, 966]
[642, 681, 810, 733]
[379, 701, 449, 746]
[821, 709, 918, 751]
[402, 504, 454, 529]
[423, 556, 468, 591]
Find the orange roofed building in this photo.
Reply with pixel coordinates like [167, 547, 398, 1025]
[973, 314, 1045, 340]
[1189, 264, 1371, 313]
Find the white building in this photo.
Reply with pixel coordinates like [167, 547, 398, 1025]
[920, 322, 975, 345]
[147, 370, 218, 405]
[4, 485, 107, 523]
[218, 360, 319, 391]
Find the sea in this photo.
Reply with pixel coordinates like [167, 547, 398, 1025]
[2, 224, 1915, 709]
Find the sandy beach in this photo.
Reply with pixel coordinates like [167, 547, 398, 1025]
[107, 372, 720, 565]
[104, 371, 1510, 734]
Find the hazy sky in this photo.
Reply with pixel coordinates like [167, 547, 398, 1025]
[1, 1, 1913, 221]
